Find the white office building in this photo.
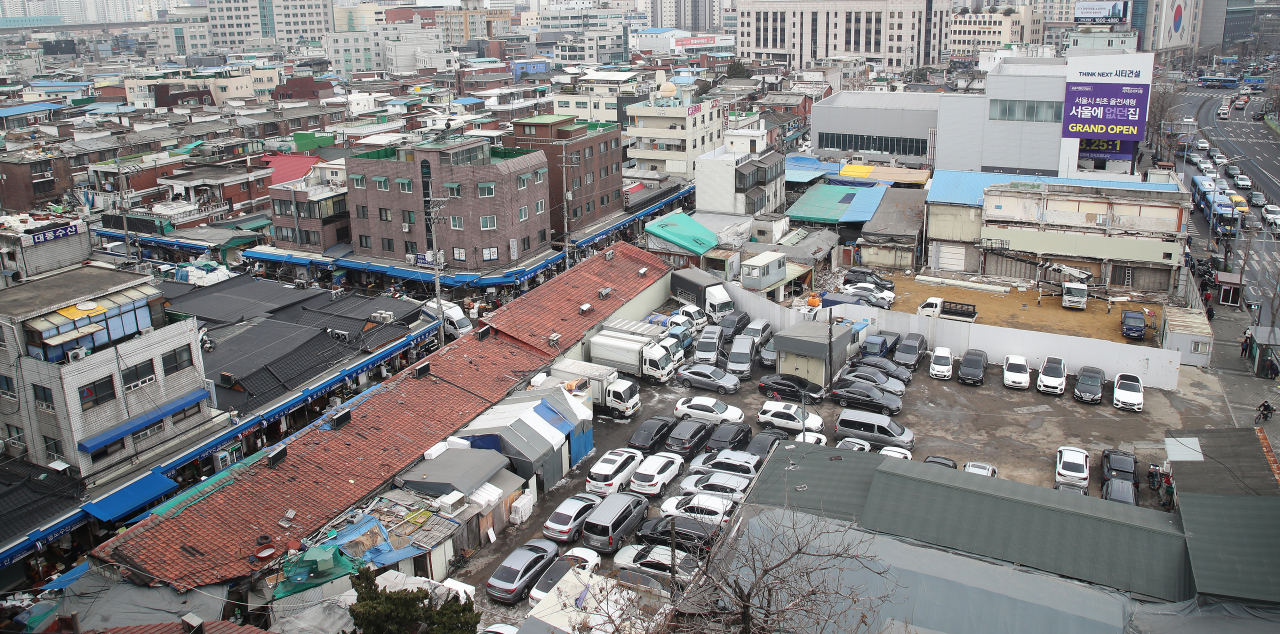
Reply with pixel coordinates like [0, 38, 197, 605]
[736, 0, 949, 70]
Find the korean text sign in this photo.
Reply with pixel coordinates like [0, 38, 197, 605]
[1062, 83, 1148, 141]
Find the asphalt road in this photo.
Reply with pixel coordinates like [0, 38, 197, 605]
[1176, 82, 1280, 324]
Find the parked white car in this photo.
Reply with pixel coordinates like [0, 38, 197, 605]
[928, 347, 954, 380]
[1037, 356, 1067, 395]
[1002, 355, 1031, 389]
[585, 448, 645, 495]
[614, 544, 700, 587]
[1055, 446, 1090, 488]
[757, 401, 824, 433]
[677, 472, 752, 503]
[836, 438, 872, 452]
[795, 432, 828, 446]
[879, 447, 913, 460]
[674, 396, 744, 424]
[627, 452, 684, 496]
[660, 493, 738, 527]
[842, 282, 896, 304]
[1264, 205, 1280, 233]
[963, 462, 999, 477]
[1236, 174, 1253, 189]
[1112, 373, 1145, 412]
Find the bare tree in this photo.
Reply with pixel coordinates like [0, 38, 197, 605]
[557, 505, 894, 634]
[1146, 81, 1185, 163]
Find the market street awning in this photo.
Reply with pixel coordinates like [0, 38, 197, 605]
[241, 247, 335, 268]
[93, 229, 212, 254]
[81, 471, 180, 523]
[573, 185, 694, 248]
[40, 561, 90, 590]
[77, 389, 210, 453]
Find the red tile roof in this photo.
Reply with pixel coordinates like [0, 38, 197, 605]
[88, 622, 267, 634]
[90, 246, 664, 590]
[263, 154, 324, 185]
[481, 242, 671, 355]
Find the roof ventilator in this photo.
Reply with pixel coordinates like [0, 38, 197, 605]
[598, 287, 613, 300]
[579, 303, 593, 315]
[266, 445, 287, 468]
[414, 361, 432, 379]
[604, 249, 615, 261]
[638, 267, 648, 277]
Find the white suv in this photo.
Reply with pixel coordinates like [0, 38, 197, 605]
[627, 452, 684, 496]
[756, 401, 824, 434]
[585, 448, 644, 495]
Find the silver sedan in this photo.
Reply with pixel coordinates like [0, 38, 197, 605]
[840, 367, 906, 396]
[675, 364, 741, 394]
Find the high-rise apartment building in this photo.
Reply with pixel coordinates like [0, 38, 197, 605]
[204, 0, 334, 49]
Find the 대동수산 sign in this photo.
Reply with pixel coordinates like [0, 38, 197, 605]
[1062, 83, 1148, 142]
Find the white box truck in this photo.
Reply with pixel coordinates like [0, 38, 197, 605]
[670, 268, 735, 324]
[588, 333, 675, 384]
[596, 328, 685, 367]
[421, 300, 473, 339]
[549, 358, 641, 418]
[601, 318, 685, 365]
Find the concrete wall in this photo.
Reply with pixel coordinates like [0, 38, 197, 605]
[926, 203, 982, 243]
[719, 281, 1182, 389]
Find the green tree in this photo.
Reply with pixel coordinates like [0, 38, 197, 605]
[348, 568, 481, 634]
[1002, 7, 1015, 15]
[726, 60, 753, 79]
[958, 7, 970, 15]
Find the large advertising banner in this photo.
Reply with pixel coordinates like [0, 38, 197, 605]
[1156, 0, 1192, 50]
[1062, 54, 1154, 144]
[1074, 1, 1129, 23]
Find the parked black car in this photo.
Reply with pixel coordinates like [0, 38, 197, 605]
[1101, 449, 1139, 487]
[1101, 478, 1137, 505]
[923, 456, 958, 469]
[957, 349, 989, 385]
[743, 429, 789, 459]
[843, 267, 895, 291]
[718, 310, 751, 340]
[663, 418, 716, 459]
[628, 416, 679, 453]
[757, 373, 825, 404]
[703, 422, 752, 453]
[849, 356, 911, 384]
[635, 516, 721, 558]
[1073, 366, 1106, 403]
[829, 380, 902, 415]
[891, 333, 928, 371]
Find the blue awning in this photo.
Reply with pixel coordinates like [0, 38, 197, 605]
[81, 471, 180, 523]
[77, 389, 209, 453]
[93, 229, 211, 254]
[39, 561, 90, 590]
[0, 511, 87, 568]
[534, 401, 574, 435]
[575, 185, 695, 248]
[242, 248, 334, 267]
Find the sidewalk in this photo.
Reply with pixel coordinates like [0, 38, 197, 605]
[1208, 300, 1280, 427]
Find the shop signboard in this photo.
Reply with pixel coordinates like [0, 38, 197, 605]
[1074, 1, 1129, 23]
[1062, 54, 1154, 143]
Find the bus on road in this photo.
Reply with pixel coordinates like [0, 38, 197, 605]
[1199, 76, 1241, 89]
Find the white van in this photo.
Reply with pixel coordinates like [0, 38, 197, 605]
[422, 299, 473, 339]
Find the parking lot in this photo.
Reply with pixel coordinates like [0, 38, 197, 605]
[462, 349, 1232, 629]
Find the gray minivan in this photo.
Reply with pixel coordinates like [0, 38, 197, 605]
[580, 492, 649, 553]
[833, 408, 915, 450]
[725, 335, 756, 377]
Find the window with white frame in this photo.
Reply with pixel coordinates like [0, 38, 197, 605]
[480, 215, 497, 230]
[453, 247, 466, 261]
[478, 182, 495, 197]
[536, 200, 545, 214]
[450, 216, 464, 229]
[482, 247, 499, 261]
[518, 206, 528, 221]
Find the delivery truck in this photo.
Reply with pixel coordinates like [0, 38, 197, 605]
[588, 333, 675, 384]
[597, 328, 685, 367]
[549, 358, 641, 418]
[670, 268, 735, 324]
[421, 299, 474, 339]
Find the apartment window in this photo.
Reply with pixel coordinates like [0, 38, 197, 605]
[585, 173, 594, 185]
[90, 439, 125, 463]
[450, 216, 464, 230]
[402, 210, 415, 224]
[43, 436, 63, 461]
[572, 177, 581, 189]
[611, 138, 619, 148]
[32, 384, 54, 411]
[0, 327, 6, 349]
[613, 190, 621, 201]
[612, 162, 619, 173]
[350, 175, 365, 188]
[518, 206, 529, 221]
[1192, 341, 1209, 354]
[359, 234, 372, 248]
[301, 230, 321, 245]
[356, 205, 369, 218]
[538, 228, 547, 243]
[381, 238, 395, 252]
[404, 241, 417, 254]
[131, 420, 164, 444]
[534, 169, 545, 183]
[600, 168, 608, 179]
[399, 179, 413, 193]
[171, 403, 201, 424]
[163, 346, 194, 375]
[453, 247, 466, 261]
[122, 360, 156, 391]
[585, 146, 594, 159]
[240, 182, 250, 191]
[478, 182, 495, 197]
[482, 247, 499, 261]
[523, 125, 537, 134]
[378, 207, 391, 221]
[518, 174, 530, 189]
[0, 375, 14, 399]
[521, 236, 530, 251]
[5, 424, 23, 445]
[600, 195, 609, 206]
[576, 101, 588, 108]
[480, 215, 497, 230]
[445, 183, 462, 197]
[558, 100, 570, 107]
[375, 177, 389, 191]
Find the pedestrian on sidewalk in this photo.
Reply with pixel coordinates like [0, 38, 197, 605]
[1269, 358, 1279, 380]
[1205, 290, 1213, 304]
[1243, 336, 1252, 358]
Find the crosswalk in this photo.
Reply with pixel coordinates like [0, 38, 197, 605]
[1184, 90, 1251, 97]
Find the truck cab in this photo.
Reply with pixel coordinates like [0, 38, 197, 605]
[1121, 310, 1148, 340]
[677, 305, 708, 331]
[658, 337, 685, 366]
[1061, 282, 1088, 309]
[705, 286, 735, 324]
[605, 379, 641, 417]
[644, 347, 675, 383]
[667, 325, 694, 352]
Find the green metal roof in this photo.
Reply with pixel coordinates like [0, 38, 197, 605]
[644, 212, 718, 256]
[1179, 492, 1280, 603]
[746, 444, 885, 523]
[858, 458, 1194, 602]
[786, 184, 867, 224]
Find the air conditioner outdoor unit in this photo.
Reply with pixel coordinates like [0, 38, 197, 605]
[331, 330, 350, 342]
[406, 253, 416, 264]
[402, 223, 410, 232]
[67, 347, 88, 361]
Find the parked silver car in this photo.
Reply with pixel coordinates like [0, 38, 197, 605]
[724, 336, 756, 377]
[675, 364, 741, 394]
[840, 367, 906, 396]
[485, 539, 559, 603]
[542, 493, 603, 542]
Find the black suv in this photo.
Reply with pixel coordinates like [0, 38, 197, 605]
[703, 422, 752, 453]
[842, 267, 895, 291]
[891, 333, 927, 371]
[957, 349, 988, 385]
[1073, 366, 1106, 403]
[663, 418, 716, 459]
[718, 311, 751, 340]
[628, 416, 678, 453]
[635, 516, 721, 558]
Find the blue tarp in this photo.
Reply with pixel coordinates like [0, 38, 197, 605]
[81, 472, 180, 523]
[463, 435, 503, 451]
[785, 154, 843, 175]
[0, 103, 64, 118]
[322, 514, 427, 566]
[839, 187, 888, 223]
[77, 389, 210, 453]
[39, 561, 89, 591]
[534, 401, 574, 435]
[452, 97, 483, 105]
[786, 169, 827, 183]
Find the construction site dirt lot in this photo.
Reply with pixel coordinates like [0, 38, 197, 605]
[865, 272, 1165, 347]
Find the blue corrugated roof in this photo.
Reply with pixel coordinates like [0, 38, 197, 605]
[927, 170, 1182, 207]
[0, 103, 64, 117]
[786, 169, 828, 184]
[786, 154, 843, 175]
[452, 97, 484, 105]
[839, 186, 889, 223]
[670, 76, 697, 84]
